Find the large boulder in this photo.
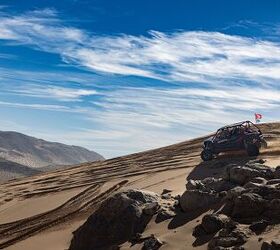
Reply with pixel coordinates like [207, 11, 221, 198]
[193, 213, 233, 237]
[231, 193, 267, 219]
[263, 199, 280, 220]
[180, 189, 220, 212]
[224, 163, 273, 186]
[228, 166, 265, 185]
[201, 214, 231, 234]
[69, 189, 160, 250]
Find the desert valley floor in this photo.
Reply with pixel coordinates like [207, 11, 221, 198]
[0, 122, 279, 250]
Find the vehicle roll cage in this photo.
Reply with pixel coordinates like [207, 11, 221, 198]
[213, 121, 261, 140]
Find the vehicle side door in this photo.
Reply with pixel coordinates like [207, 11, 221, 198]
[214, 129, 232, 152]
[226, 127, 244, 150]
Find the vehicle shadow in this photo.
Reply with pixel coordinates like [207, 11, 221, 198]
[187, 151, 257, 181]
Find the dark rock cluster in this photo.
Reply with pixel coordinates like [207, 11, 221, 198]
[69, 189, 177, 250]
[183, 160, 280, 249]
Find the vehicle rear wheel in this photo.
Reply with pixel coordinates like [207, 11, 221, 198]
[201, 149, 213, 161]
[246, 144, 259, 157]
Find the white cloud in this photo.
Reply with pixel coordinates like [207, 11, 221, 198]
[0, 100, 71, 112]
[5, 84, 98, 101]
[1, 10, 280, 86]
[77, 85, 279, 156]
[0, 84, 278, 157]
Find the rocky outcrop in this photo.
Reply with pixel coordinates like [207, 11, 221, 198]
[69, 189, 175, 250]
[69, 189, 159, 250]
[186, 160, 280, 249]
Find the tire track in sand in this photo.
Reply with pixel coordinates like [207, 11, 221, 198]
[0, 180, 128, 249]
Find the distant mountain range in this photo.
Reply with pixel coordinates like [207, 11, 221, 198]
[0, 131, 104, 182]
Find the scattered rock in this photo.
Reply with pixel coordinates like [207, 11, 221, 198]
[261, 239, 280, 250]
[173, 199, 179, 207]
[143, 202, 160, 215]
[156, 208, 176, 221]
[174, 194, 180, 201]
[201, 214, 230, 234]
[193, 213, 237, 239]
[249, 220, 269, 233]
[161, 193, 171, 199]
[261, 241, 272, 250]
[142, 235, 163, 250]
[208, 227, 248, 249]
[161, 189, 172, 195]
[271, 239, 280, 249]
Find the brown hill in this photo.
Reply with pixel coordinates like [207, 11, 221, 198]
[0, 122, 279, 250]
[0, 131, 104, 182]
[0, 158, 41, 183]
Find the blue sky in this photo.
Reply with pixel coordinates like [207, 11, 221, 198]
[0, 1, 279, 158]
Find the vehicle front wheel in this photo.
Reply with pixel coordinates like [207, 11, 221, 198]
[201, 149, 213, 161]
[246, 144, 259, 157]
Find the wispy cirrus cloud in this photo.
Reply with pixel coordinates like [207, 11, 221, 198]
[0, 100, 70, 112]
[3, 84, 98, 102]
[1, 9, 280, 85]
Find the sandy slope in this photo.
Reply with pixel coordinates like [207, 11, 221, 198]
[0, 122, 279, 250]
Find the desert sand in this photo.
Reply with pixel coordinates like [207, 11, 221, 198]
[0, 122, 279, 250]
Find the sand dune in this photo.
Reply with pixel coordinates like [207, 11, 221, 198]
[0, 122, 279, 250]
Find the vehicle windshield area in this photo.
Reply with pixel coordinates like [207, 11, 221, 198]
[215, 128, 231, 140]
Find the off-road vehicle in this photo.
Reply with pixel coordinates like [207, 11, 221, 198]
[201, 121, 267, 161]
